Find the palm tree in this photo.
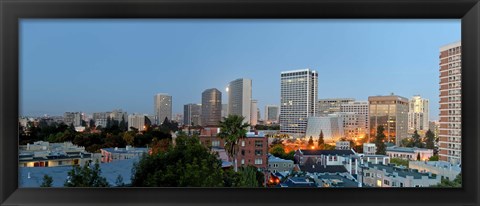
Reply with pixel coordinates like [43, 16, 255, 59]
[218, 115, 250, 172]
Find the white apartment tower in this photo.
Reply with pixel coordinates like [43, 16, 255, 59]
[408, 95, 430, 133]
[128, 114, 146, 131]
[154, 93, 172, 125]
[227, 78, 252, 125]
[438, 41, 462, 164]
[279, 69, 318, 136]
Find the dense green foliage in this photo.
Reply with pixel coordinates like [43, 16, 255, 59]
[19, 118, 176, 153]
[131, 135, 224, 187]
[318, 130, 325, 149]
[40, 174, 53, 187]
[429, 155, 439, 161]
[64, 161, 109, 187]
[390, 158, 409, 167]
[375, 126, 387, 155]
[432, 174, 462, 188]
[425, 129, 435, 149]
[269, 144, 294, 160]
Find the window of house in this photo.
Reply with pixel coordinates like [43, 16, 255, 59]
[255, 159, 263, 165]
[255, 140, 263, 148]
[255, 150, 262, 156]
[241, 141, 245, 147]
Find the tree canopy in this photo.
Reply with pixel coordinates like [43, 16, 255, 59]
[375, 125, 387, 155]
[64, 160, 109, 187]
[217, 115, 250, 172]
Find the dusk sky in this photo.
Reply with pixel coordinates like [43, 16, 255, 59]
[20, 19, 461, 120]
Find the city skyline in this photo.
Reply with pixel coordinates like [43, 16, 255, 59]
[20, 19, 461, 119]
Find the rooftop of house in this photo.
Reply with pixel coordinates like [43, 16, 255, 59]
[386, 146, 432, 153]
[298, 149, 355, 156]
[316, 174, 359, 188]
[410, 161, 462, 171]
[279, 177, 317, 188]
[362, 163, 438, 180]
[299, 158, 348, 174]
[19, 158, 139, 187]
[101, 146, 148, 154]
[268, 154, 294, 163]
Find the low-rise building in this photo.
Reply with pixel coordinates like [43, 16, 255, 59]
[336, 141, 351, 150]
[198, 131, 269, 172]
[386, 146, 433, 161]
[363, 143, 377, 155]
[268, 155, 294, 174]
[279, 177, 317, 188]
[100, 146, 148, 163]
[360, 163, 441, 187]
[19, 141, 96, 167]
[408, 161, 461, 181]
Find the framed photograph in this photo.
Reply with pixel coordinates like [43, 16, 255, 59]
[1, 0, 479, 205]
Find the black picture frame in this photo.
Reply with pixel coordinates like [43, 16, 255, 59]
[1, 0, 479, 205]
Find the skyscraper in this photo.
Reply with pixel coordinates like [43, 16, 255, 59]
[184, 103, 202, 126]
[368, 94, 409, 146]
[438, 41, 462, 164]
[221, 104, 228, 118]
[250, 99, 258, 126]
[264, 105, 279, 124]
[279, 69, 318, 136]
[154, 93, 172, 125]
[408, 95, 430, 133]
[227, 78, 252, 124]
[201, 88, 222, 126]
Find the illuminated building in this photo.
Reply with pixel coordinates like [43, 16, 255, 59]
[265, 105, 280, 124]
[408, 95, 430, 134]
[250, 99, 258, 126]
[280, 69, 318, 136]
[368, 94, 409, 146]
[318, 98, 355, 116]
[305, 114, 344, 143]
[128, 113, 147, 131]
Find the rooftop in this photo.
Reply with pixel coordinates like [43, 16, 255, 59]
[317, 174, 359, 188]
[298, 149, 355, 156]
[279, 177, 317, 188]
[268, 155, 294, 163]
[386, 146, 432, 153]
[300, 158, 348, 174]
[362, 163, 438, 179]
[19, 158, 139, 187]
[101, 146, 148, 154]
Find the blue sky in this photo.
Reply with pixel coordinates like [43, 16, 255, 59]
[20, 19, 461, 120]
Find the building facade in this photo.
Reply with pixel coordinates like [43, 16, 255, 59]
[128, 114, 146, 131]
[201, 88, 222, 126]
[154, 93, 172, 124]
[335, 112, 368, 140]
[318, 98, 355, 116]
[265, 105, 280, 124]
[63, 112, 82, 127]
[368, 94, 409, 146]
[386, 146, 434, 161]
[438, 41, 462, 164]
[305, 115, 344, 143]
[340, 101, 369, 138]
[280, 69, 318, 136]
[408, 95, 430, 134]
[250, 99, 258, 126]
[184, 103, 202, 126]
[360, 163, 441, 187]
[227, 78, 252, 124]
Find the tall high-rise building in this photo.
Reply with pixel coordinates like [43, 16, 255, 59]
[128, 114, 147, 131]
[227, 78, 252, 124]
[340, 101, 369, 137]
[438, 41, 462, 164]
[264, 105, 280, 124]
[408, 95, 430, 133]
[318, 98, 355, 116]
[250, 100, 258, 126]
[201, 88, 222, 126]
[368, 94, 409, 146]
[184, 103, 202, 126]
[280, 69, 318, 136]
[154, 93, 172, 125]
